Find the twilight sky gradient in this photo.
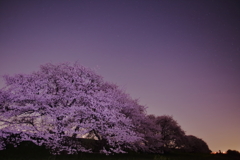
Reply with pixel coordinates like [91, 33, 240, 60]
[0, 0, 240, 152]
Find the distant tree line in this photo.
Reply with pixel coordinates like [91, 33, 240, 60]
[0, 63, 211, 155]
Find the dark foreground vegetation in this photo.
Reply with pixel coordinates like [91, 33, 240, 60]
[0, 143, 239, 160]
[0, 152, 239, 160]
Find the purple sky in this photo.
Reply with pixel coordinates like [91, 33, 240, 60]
[0, 0, 240, 152]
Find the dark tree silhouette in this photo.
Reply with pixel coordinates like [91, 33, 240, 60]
[226, 149, 240, 155]
[182, 135, 211, 153]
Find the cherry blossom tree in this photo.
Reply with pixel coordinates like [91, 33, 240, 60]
[0, 63, 144, 154]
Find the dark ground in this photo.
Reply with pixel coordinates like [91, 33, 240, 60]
[0, 142, 239, 160]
